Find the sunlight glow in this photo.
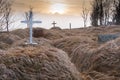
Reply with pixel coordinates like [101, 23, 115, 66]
[50, 3, 66, 14]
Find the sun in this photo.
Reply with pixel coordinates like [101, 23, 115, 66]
[50, 3, 66, 14]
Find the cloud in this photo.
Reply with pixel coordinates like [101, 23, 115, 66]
[13, 0, 91, 15]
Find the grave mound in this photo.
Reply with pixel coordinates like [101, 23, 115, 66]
[54, 36, 97, 56]
[44, 30, 65, 40]
[50, 27, 62, 30]
[0, 33, 21, 44]
[0, 46, 82, 80]
[32, 27, 66, 40]
[12, 37, 52, 47]
[0, 33, 21, 49]
[11, 28, 29, 38]
[12, 28, 65, 40]
[71, 38, 120, 80]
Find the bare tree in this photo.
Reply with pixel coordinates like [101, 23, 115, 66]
[91, 0, 113, 26]
[113, 0, 120, 25]
[5, 0, 13, 32]
[24, 7, 33, 29]
[81, 0, 89, 27]
[103, 0, 113, 26]
[0, 0, 6, 29]
[0, 0, 13, 32]
[99, 0, 104, 26]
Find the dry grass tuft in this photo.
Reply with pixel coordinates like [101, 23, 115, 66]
[11, 28, 29, 39]
[54, 36, 98, 56]
[1, 26, 120, 80]
[44, 29, 66, 40]
[71, 37, 120, 80]
[0, 33, 21, 45]
[0, 46, 82, 80]
[0, 33, 21, 49]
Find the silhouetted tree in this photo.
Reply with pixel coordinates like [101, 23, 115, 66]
[103, 0, 113, 26]
[91, 0, 114, 26]
[91, 0, 99, 26]
[113, 0, 120, 25]
[99, 0, 104, 25]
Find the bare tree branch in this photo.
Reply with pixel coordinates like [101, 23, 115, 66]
[0, 0, 13, 32]
[81, 0, 89, 27]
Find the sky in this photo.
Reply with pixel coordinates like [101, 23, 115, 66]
[11, 0, 92, 29]
[14, 0, 91, 15]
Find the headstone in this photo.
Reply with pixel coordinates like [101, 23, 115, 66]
[52, 21, 57, 27]
[69, 23, 71, 30]
[21, 8, 42, 45]
[98, 34, 119, 43]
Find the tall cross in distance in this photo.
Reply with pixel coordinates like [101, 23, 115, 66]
[52, 21, 57, 27]
[21, 8, 42, 45]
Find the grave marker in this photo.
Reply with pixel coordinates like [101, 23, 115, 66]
[21, 8, 42, 45]
[52, 21, 57, 27]
[69, 23, 71, 30]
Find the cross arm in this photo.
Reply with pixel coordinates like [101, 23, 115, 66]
[21, 21, 29, 23]
[32, 21, 42, 23]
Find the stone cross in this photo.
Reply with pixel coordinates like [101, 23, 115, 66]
[52, 21, 57, 27]
[21, 8, 42, 45]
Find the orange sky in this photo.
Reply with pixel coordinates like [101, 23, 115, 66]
[11, 0, 92, 29]
[14, 0, 92, 15]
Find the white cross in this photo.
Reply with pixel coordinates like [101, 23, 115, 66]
[21, 8, 42, 45]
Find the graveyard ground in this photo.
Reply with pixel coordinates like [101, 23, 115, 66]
[0, 26, 120, 80]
